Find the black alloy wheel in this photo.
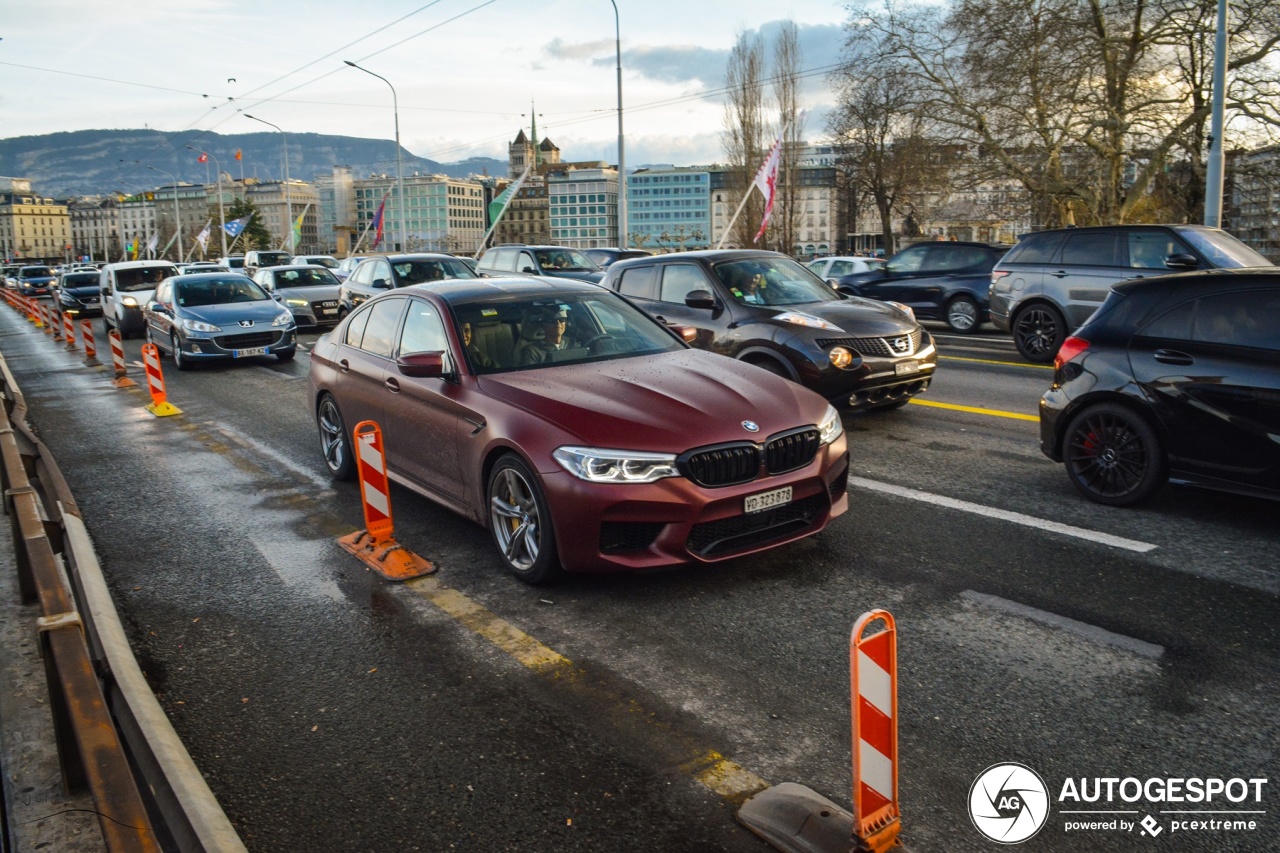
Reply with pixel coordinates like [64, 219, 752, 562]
[316, 394, 354, 481]
[1062, 403, 1166, 506]
[487, 454, 561, 584]
[1013, 303, 1066, 363]
[945, 295, 980, 333]
[171, 333, 192, 371]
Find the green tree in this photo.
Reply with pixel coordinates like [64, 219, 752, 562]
[220, 197, 273, 252]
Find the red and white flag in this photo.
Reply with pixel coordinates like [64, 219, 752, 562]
[197, 152, 209, 163]
[752, 135, 784, 243]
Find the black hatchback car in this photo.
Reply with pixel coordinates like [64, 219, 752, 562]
[1040, 269, 1280, 506]
[833, 241, 1009, 333]
[54, 270, 104, 319]
[604, 250, 936, 410]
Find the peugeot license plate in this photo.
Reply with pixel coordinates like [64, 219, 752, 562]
[894, 360, 920, 376]
[233, 346, 268, 358]
[745, 486, 792, 514]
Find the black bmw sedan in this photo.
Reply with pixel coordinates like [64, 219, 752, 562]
[603, 250, 936, 410]
[1041, 268, 1280, 505]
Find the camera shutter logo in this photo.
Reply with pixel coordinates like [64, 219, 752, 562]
[968, 763, 1050, 843]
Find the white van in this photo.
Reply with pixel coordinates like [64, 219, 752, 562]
[100, 260, 178, 338]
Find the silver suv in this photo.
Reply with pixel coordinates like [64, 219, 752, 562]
[990, 224, 1272, 362]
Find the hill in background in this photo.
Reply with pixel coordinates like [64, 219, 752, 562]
[0, 129, 507, 197]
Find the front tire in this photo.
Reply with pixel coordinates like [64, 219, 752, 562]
[1013, 303, 1066, 363]
[1062, 403, 1166, 506]
[487, 454, 561, 585]
[276, 348, 296, 363]
[171, 333, 192, 371]
[945, 295, 980, 333]
[316, 394, 355, 481]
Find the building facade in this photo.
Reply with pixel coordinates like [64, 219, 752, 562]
[245, 180, 320, 254]
[118, 193, 158, 259]
[549, 167, 618, 249]
[68, 196, 122, 262]
[153, 183, 211, 261]
[490, 178, 551, 247]
[315, 166, 356, 255]
[1228, 145, 1280, 262]
[353, 173, 487, 255]
[627, 167, 711, 252]
[0, 181, 72, 263]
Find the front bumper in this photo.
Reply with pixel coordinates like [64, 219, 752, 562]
[793, 332, 938, 409]
[177, 328, 298, 360]
[540, 435, 849, 573]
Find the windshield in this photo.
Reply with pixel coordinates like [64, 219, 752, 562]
[452, 290, 683, 374]
[116, 266, 177, 292]
[712, 257, 840, 306]
[533, 249, 599, 272]
[176, 277, 270, 307]
[305, 257, 340, 269]
[393, 259, 478, 284]
[22, 267, 53, 278]
[255, 252, 291, 266]
[1178, 229, 1272, 269]
[274, 268, 340, 288]
[62, 273, 100, 288]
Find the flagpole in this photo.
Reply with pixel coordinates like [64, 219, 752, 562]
[350, 193, 388, 257]
[476, 165, 531, 257]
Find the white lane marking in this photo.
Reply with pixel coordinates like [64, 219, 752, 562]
[961, 591, 1165, 659]
[848, 476, 1157, 553]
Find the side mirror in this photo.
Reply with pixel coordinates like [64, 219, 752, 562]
[372, 278, 390, 289]
[148, 302, 165, 313]
[668, 323, 699, 343]
[1164, 253, 1199, 270]
[521, 266, 537, 274]
[684, 289, 716, 310]
[837, 285, 860, 298]
[397, 351, 446, 378]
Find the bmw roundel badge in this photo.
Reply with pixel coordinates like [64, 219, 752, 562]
[742, 420, 760, 433]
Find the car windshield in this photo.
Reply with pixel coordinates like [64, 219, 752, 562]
[533, 249, 599, 272]
[176, 277, 270, 307]
[276, 269, 339, 288]
[393, 259, 478, 284]
[255, 252, 291, 266]
[712, 257, 840, 306]
[116, 266, 176, 291]
[22, 267, 53, 277]
[307, 257, 340, 269]
[452, 290, 683, 375]
[62, 273, 99, 287]
[1178, 229, 1272, 269]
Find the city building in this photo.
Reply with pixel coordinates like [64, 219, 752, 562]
[245, 180, 320, 254]
[118, 192, 158, 259]
[68, 196, 122, 262]
[549, 167, 618, 249]
[1228, 145, 1280, 262]
[490, 177, 551, 247]
[626, 166, 710, 252]
[153, 183, 211, 261]
[0, 178, 72, 263]
[353, 173, 486, 255]
[315, 167, 356, 255]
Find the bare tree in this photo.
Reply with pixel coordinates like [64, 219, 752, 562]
[772, 21, 804, 255]
[722, 31, 768, 248]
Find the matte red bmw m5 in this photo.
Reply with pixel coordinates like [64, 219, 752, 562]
[309, 278, 849, 584]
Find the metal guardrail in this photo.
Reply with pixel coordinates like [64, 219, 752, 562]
[0, 347, 246, 853]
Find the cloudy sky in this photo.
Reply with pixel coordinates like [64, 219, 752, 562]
[1, 0, 853, 168]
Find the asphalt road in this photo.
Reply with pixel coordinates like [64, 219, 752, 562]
[2, 311, 1276, 853]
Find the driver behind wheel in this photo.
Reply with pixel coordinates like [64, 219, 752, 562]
[514, 307, 572, 366]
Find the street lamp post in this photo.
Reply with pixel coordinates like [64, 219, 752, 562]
[609, 0, 627, 248]
[185, 144, 228, 258]
[244, 114, 294, 254]
[146, 165, 182, 261]
[344, 60, 405, 253]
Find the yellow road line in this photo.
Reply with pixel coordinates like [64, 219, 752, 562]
[909, 398, 1039, 422]
[940, 354, 1053, 369]
[404, 576, 774, 802]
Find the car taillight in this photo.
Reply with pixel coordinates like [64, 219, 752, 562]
[1054, 335, 1090, 370]
[990, 270, 1011, 289]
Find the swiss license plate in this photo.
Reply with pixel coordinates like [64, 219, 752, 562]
[233, 346, 268, 358]
[745, 486, 792, 514]
[894, 360, 920, 376]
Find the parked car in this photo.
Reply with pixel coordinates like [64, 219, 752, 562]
[177, 262, 228, 275]
[243, 250, 293, 276]
[309, 278, 850, 583]
[584, 247, 653, 269]
[1041, 269, 1280, 506]
[291, 255, 345, 279]
[16, 265, 56, 298]
[990, 224, 1273, 363]
[805, 256, 887, 286]
[603, 250, 936, 410]
[53, 270, 104, 319]
[833, 241, 1010, 333]
[143, 273, 297, 370]
[101, 260, 179, 338]
[338, 253, 478, 315]
[252, 265, 343, 328]
[476, 244, 604, 283]
[217, 255, 246, 272]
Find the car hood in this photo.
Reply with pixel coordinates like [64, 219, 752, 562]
[276, 284, 341, 300]
[63, 285, 101, 298]
[836, 269, 887, 287]
[477, 348, 827, 451]
[181, 300, 289, 326]
[773, 298, 918, 336]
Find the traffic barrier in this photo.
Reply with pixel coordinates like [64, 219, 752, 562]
[336, 420, 435, 581]
[81, 319, 99, 365]
[41, 303, 54, 336]
[108, 330, 137, 388]
[62, 311, 76, 349]
[139, 343, 181, 417]
[737, 609, 909, 853]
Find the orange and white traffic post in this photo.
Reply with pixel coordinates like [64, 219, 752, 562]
[108, 330, 137, 387]
[62, 311, 77, 349]
[41, 304, 55, 336]
[139, 343, 181, 417]
[28, 297, 42, 327]
[737, 609, 909, 853]
[337, 420, 435, 581]
[81, 319, 99, 365]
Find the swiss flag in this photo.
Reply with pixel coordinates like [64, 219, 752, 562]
[197, 152, 208, 163]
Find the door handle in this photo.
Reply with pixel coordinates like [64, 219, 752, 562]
[655, 315, 667, 324]
[1153, 349, 1193, 366]
[1051, 270, 1069, 278]
[385, 377, 401, 393]
[338, 358, 350, 373]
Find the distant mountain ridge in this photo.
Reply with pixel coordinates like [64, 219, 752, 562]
[0, 129, 507, 197]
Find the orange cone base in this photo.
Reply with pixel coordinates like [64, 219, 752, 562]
[112, 375, 138, 388]
[737, 783, 907, 853]
[337, 530, 436, 581]
[145, 400, 183, 417]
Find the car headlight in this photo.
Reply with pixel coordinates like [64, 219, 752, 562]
[887, 301, 915, 321]
[553, 447, 679, 484]
[285, 298, 309, 307]
[773, 311, 844, 332]
[828, 346, 855, 369]
[817, 404, 844, 446]
[272, 310, 294, 326]
[181, 318, 221, 333]
[121, 296, 138, 307]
